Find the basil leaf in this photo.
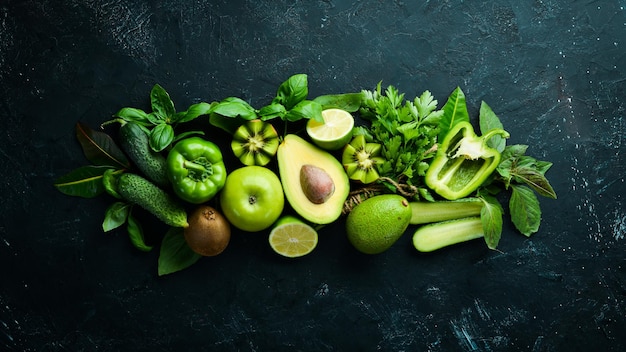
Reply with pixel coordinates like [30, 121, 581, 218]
[145, 112, 164, 125]
[208, 113, 244, 135]
[274, 73, 308, 110]
[512, 167, 557, 199]
[509, 185, 541, 236]
[149, 123, 175, 152]
[284, 100, 322, 122]
[479, 101, 506, 152]
[114, 107, 150, 124]
[312, 92, 363, 112]
[150, 84, 176, 121]
[75, 123, 130, 169]
[258, 103, 287, 121]
[438, 86, 469, 142]
[173, 130, 204, 143]
[102, 169, 123, 199]
[102, 201, 130, 232]
[177, 102, 215, 123]
[158, 227, 201, 276]
[127, 212, 153, 252]
[479, 195, 504, 249]
[212, 98, 257, 120]
[54, 165, 110, 198]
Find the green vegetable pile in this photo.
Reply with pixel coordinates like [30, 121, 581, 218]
[55, 74, 556, 275]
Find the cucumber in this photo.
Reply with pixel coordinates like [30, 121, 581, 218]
[118, 173, 188, 228]
[119, 122, 169, 187]
[412, 217, 484, 252]
[409, 198, 483, 225]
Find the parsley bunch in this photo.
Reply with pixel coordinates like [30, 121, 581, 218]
[357, 82, 442, 200]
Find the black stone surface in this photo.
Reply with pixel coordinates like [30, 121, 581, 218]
[1, 1, 625, 351]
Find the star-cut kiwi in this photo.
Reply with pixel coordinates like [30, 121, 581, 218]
[231, 120, 279, 166]
[341, 134, 385, 184]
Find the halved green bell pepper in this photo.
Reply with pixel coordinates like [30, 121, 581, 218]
[425, 121, 509, 200]
[166, 137, 227, 204]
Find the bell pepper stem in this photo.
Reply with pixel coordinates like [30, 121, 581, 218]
[481, 128, 510, 142]
[183, 160, 209, 174]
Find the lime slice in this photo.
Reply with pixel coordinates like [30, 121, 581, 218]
[269, 217, 318, 258]
[306, 108, 354, 150]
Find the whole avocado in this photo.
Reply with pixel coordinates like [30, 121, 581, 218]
[346, 194, 412, 254]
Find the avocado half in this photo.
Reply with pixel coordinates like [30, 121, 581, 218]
[277, 134, 350, 224]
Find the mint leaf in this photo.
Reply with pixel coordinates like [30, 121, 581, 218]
[158, 227, 201, 276]
[480, 194, 504, 249]
[509, 185, 541, 236]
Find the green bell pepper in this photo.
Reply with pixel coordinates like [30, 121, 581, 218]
[166, 137, 227, 204]
[425, 121, 509, 200]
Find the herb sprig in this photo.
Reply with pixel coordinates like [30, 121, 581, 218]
[357, 82, 442, 200]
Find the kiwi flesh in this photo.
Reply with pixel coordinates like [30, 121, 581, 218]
[184, 205, 231, 256]
[231, 119, 279, 166]
[341, 135, 385, 184]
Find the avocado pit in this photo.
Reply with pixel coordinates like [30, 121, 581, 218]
[300, 164, 335, 204]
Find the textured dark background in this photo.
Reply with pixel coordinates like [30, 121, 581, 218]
[1, 0, 625, 351]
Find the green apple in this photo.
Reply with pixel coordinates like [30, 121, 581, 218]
[219, 166, 285, 232]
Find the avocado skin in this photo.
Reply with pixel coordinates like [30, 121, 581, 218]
[346, 194, 411, 254]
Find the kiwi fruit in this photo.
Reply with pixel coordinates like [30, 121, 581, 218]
[184, 205, 231, 256]
[231, 119, 279, 166]
[341, 134, 385, 184]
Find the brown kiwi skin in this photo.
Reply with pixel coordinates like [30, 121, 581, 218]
[184, 205, 231, 256]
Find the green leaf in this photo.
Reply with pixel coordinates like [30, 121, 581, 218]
[75, 123, 130, 169]
[284, 100, 322, 122]
[479, 195, 503, 249]
[150, 84, 176, 121]
[414, 90, 439, 119]
[149, 123, 175, 152]
[438, 87, 469, 142]
[158, 227, 201, 276]
[127, 211, 153, 252]
[258, 103, 287, 121]
[274, 73, 308, 110]
[54, 165, 111, 198]
[102, 168, 123, 199]
[209, 113, 244, 135]
[509, 185, 541, 236]
[102, 201, 130, 232]
[177, 102, 215, 123]
[312, 92, 363, 112]
[512, 166, 557, 199]
[479, 101, 506, 152]
[212, 98, 257, 120]
[173, 130, 204, 143]
[114, 107, 151, 125]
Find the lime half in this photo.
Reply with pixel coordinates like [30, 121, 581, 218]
[306, 108, 354, 150]
[269, 216, 318, 258]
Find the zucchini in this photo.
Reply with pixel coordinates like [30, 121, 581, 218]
[118, 173, 188, 228]
[409, 198, 483, 225]
[412, 217, 484, 252]
[119, 122, 169, 187]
